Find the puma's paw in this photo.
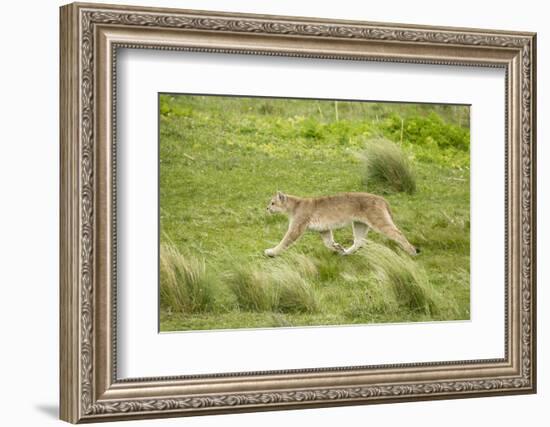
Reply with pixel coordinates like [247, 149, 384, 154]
[342, 247, 357, 256]
[264, 248, 277, 257]
[332, 242, 345, 253]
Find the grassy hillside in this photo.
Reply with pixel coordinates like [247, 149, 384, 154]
[159, 94, 470, 331]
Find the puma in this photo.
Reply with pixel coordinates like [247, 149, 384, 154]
[264, 191, 418, 257]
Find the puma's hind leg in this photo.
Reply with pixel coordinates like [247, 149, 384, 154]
[381, 226, 417, 256]
[370, 210, 417, 256]
[320, 230, 345, 254]
[343, 222, 369, 255]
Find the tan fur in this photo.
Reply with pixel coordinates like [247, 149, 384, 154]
[265, 191, 417, 257]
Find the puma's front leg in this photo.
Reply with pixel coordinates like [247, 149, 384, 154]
[264, 218, 308, 257]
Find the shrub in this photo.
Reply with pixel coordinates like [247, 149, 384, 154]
[383, 112, 470, 151]
[300, 118, 324, 140]
[362, 138, 416, 194]
[159, 243, 217, 313]
[159, 95, 193, 118]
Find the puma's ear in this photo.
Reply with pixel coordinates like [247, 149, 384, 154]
[277, 191, 287, 203]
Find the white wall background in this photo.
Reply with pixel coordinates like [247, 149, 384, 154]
[0, 0, 545, 426]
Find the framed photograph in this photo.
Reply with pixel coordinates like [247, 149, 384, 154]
[60, 2, 537, 423]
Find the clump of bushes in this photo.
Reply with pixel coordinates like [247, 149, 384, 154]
[383, 112, 470, 151]
[159, 96, 193, 118]
[362, 138, 417, 194]
[159, 242, 217, 313]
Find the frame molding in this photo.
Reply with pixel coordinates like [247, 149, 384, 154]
[60, 2, 536, 423]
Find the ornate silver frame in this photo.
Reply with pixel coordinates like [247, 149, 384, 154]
[60, 2, 537, 423]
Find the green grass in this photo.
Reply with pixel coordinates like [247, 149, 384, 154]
[159, 94, 470, 331]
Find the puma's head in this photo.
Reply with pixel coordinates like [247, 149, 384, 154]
[266, 191, 288, 214]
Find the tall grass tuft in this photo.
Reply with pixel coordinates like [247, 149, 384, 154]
[228, 267, 278, 312]
[362, 242, 438, 315]
[288, 253, 318, 279]
[159, 242, 217, 314]
[228, 254, 319, 314]
[271, 265, 318, 314]
[362, 138, 416, 194]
